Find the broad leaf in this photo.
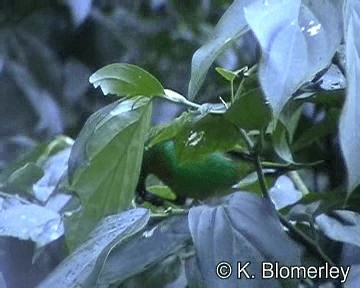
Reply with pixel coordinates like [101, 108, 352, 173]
[269, 175, 303, 210]
[293, 109, 338, 152]
[272, 102, 303, 162]
[0, 136, 71, 183]
[174, 113, 241, 163]
[0, 136, 73, 197]
[147, 111, 195, 148]
[185, 256, 205, 288]
[5, 162, 44, 194]
[225, 88, 272, 131]
[32, 147, 72, 202]
[66, 97, 152, 249]
[272, 121, 294, 163]
[316, 210, 360, 248]
[188, 192, 301, 287]
[188, 0, 252, 99]
[245, 0, 342, 116]
[344, 264, 360, 288]
[215, 67, 237, 82]
[97, 215, 191, 287]
[339, 1, 360, 194]
[38, 209, 150, 288]
[89, 63, 165, 98]
[0, 197, 63, 247]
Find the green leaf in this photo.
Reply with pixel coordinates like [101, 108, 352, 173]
[89, 63, 165, 98]
[147, 111, 195, 148]
[5, 162, 44, 193]
[278, 101, 303, 143]
[244, 0, 342, 116]
[188, 0, 252, 99]
[174, 113, 241, 164]
[66, 97, 152, 250]
[223, 72, 272, 131]
[271, 101, 303, 162]
[225, 87, 272, 131]
[97, 215, 191, 287]
[0, 136, 72, 183]
[215, 67, 237, 82]
[272, 121, 293, 163]
[121, 255, 183, 288]
[38, 209, 150, 288]
[339, 1, 360, 194]
[293, 109, 338, 152]
[188, 192, 301, 287]
[0, 137, 72, 203]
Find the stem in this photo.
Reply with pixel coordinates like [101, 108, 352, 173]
[279, 214, 335, 266]
[150, 208, 189, 220]
[238, 129, 334, 265]
[0, 191, 31, 205]
[289, 171, 310, 195]
[230, 80, 234, 104]
[238, 129, 270, 199]
[162, 89, 224, 114]
[254, 154, 271, 200]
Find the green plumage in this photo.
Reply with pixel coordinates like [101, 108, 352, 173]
[137, 141, 254, 201]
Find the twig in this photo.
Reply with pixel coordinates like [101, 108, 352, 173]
[289, 171, 310, 195]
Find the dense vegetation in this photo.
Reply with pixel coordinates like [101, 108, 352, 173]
[0, 1, 359, 287]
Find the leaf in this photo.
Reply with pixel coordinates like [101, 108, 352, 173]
[224, 72, 271, 131]
[188, 0, 252, 99]
[344, 264, 360, 288]
[269, 175, 303, 210]
[292, 109, 338, 152]
[32, 147, 72, 202]
[318, 63, 346, 91]
[272, 101, 304, 162]
[38, 208, 150, 288]
[5, 162, 44, 193]
[66, 97, 152, 250]
[339, 1, 360, 194]
[272, 121, 294, 163]
[225, 88, 272, 131]
[244, 0, 342, 116]
[97, 215, 191, 287]
[215, 67, 237, 82]
[185, 256, 205, 288]
[89, 63, 165, 98]
[174, 113, 241, 164]
[0, 136, 72, 184]
[188, 192, 301, 287]
[0, 198, 63, 247]
[147, 111, 195, 148]
[278, 101, 303, 143]
[0, 137, 72, 203]
[121, 254, 183, 288]
[316, 210, 360, 248]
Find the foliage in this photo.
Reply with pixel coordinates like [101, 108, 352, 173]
[1, 0, 360, 287]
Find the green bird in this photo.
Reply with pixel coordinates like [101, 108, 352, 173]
[136, 140, 256, 205]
